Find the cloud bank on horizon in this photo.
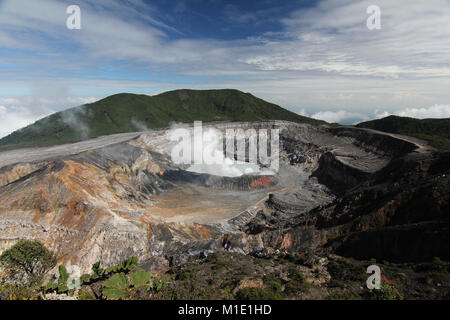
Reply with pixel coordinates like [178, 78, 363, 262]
[0, 0, 450, 137]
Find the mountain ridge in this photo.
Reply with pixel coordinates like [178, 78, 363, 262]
[0, 89, 325, 151]
[357, 115, 450, 150]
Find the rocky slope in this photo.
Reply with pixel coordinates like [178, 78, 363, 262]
[0, 120, 447, 277]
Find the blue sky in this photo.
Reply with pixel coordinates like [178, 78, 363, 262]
[1, 0, 450, 137]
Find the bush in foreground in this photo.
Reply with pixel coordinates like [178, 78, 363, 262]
[0, 240, 56, 285]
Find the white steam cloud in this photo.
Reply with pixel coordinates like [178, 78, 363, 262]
[189, 128, 251, 177]
[60, 106, 92, 139]
[168, 125, 262, 177]
[131, 118, 152, 132]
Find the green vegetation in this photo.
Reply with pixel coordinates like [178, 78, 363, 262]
[102, 273, 132, 300]
[366, 281, 403, 300]
[80, 256, 138, 284]
[284, 267, 310, 294]
[205, 252, 232, 270]
[235, 287, 282, 300]
[417, 257, 450, 287]
[326, 257, 366, 282]
[430, 257, 447, 272]
[57, 265, 70, 293]
[0, 89, 325, 151]
[40, 255, 167, 300]
[161, 252, 316, 300]
[44, 265, 72, 295]
[357, 115, 450, 149]
[1, 242, 448, 300]
[262, 274, 282, 293]
[58, 265, 70, 293]
[102, 270, 158, 300]
[0, 240, 56, 285]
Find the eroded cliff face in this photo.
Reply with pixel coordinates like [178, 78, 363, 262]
[247, 151, 450, 262]
[1, 121, 439, 274]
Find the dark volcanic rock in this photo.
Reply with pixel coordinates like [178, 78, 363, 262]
[330, 221, 450, 262]
[312, 152, 370, 193]
[247, 150, 450, 263]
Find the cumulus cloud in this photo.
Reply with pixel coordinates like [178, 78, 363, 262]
[305, 104, 450, 125]
[311, 104, 450, 125]
[377, 105, 450, 120]
[310, 110, 369, 124]
[374, 111, 390, 119]
[248, 0, 450, 78]
[3, 0, 450, 79]
[395, 105, 450, 119]
[0, 0, 450, 137]
[0, 105, 51, 138]
[0, 95, 99, 138]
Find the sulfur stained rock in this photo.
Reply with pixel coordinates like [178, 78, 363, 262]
[0, 120, 446, 274]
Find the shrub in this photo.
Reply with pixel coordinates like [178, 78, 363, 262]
[90, 262, 105, 281]
[130, 269, 152, 287]
[81, 257, 139, 285]
[367, 281, 403, 300]
[0, 240, 56, 285]
[80, 274, 91, 285]
[235, 287, 281, 300]
[57, 265, 69, 293]
[177, 269, 193, 281]
[78, 288, 96, 300]
[0, 284, 40, 300]
[425, 271, 450, 285]
[430, 257, 446, 272]
[288, 267, 305, 282]
[101, 269, 154, 300]
[43, 264, 75, 295]
[327, 258, 366, 282]
[102, 273, 129, 300]
[284, 267, 310, 295]
[237, 267, 251, 276]
[206, 253, 231, 270]
[263, 274, 282, 293]
[105, 256, 138, 274]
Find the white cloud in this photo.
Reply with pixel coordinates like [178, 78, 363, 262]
[382, 105, 450, 120]
[0, 105, 51, 138]
[0, 98, 20, 105]
[0, 95, 100, 138]
[374, 111, 390, 119]
[310, 110, 370, 124]
[2, 0, 450, 79]
[310, 105, 450, 125]
[244, 0, 450, 78]
[0, 0, 450, 137]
